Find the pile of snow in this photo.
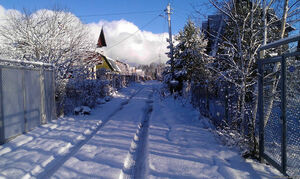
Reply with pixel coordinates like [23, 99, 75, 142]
[74, 106, 91, 115]
[174, 69, 187, 78]
[214, 127, 249, 151]
[199, 116, 215, 129]
[96, 98, 106, 104]
[104, 96, 111, 102]
[170, 79, 179, 86]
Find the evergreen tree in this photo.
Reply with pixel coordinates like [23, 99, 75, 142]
[165, 19, 208, 95]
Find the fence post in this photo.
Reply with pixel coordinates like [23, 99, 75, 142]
[258, 52, 265, 162]
[40, 67, 46, 124]
[281, 55, 287, 175]
[22, 69, 28, 132]
[0, 68, 4, 144]
[52, 70, 57, 120]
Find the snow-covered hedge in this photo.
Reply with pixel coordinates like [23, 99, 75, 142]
[61, 79, 111, 114]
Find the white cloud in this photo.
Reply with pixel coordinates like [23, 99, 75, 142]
[0, 5, 169, 65]
[0, 5, 9, 25]
[0, 5, 22, 23]
[0, 5, 5, 17]
[0, 5, 22, 44]
[0, 5, 24, 42]
[87, 19, 169, 65]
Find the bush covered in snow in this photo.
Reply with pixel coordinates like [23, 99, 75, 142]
[59, 78, 112, 115]
[56, 73, 138, 115]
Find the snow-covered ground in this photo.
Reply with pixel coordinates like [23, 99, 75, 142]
[0, 82, 282, 178]
[148, 84, 281, 178]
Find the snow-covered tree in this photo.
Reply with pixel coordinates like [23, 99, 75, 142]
[0, 8, 94, 79]
[206, 0, 291, 153]
[164, 19, 209, 95]
[138, 62, 165, 80]
[208, 0, 259, 129]
[174, 19, 208, 83]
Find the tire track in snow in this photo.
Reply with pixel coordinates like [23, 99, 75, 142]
[158, 96, 173, 142]
[151, 88, 173, 142]
[36, 87, 144, 179]
[120, 91, 153, 179]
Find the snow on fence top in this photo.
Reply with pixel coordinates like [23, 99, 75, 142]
[259, 34, 300, 51]
[0, 58, 54, 68]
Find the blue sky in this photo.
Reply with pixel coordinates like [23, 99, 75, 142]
[0, 0, 214, 34]
[0, 0, 216, 65]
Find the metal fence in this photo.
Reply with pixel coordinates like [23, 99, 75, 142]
[0, 59, 56, 144]
[190, 81, 240, 128]
[258, 34, 300, 177]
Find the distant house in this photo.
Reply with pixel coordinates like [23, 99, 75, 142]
[84, 51, 143, 80]
[135, 69, 145, 77]
[84, 51, 104, 79]
[115, 60, 130, 75]
[129, 66, 136, 74]
[202, 14, 225, 57]
[96, 56, 121, 73]
[84, 51, 122, 79]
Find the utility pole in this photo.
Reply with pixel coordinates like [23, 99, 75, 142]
[165, 3, 174, 78]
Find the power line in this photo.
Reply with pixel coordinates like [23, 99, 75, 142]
[77, 10, 163, 18]
[0, 10, 163, 21]
[106, 11, 164, 51]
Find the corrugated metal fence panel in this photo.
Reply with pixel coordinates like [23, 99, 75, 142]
[2, 68, 25, 139]
[0, 62, 55, 143]
[44, 70, 55, 122]
[24, 69, 41, 131]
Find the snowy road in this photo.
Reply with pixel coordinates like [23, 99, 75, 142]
[0, 82, 282, 178]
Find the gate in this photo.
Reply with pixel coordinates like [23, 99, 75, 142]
[258, 34, 300, 177]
